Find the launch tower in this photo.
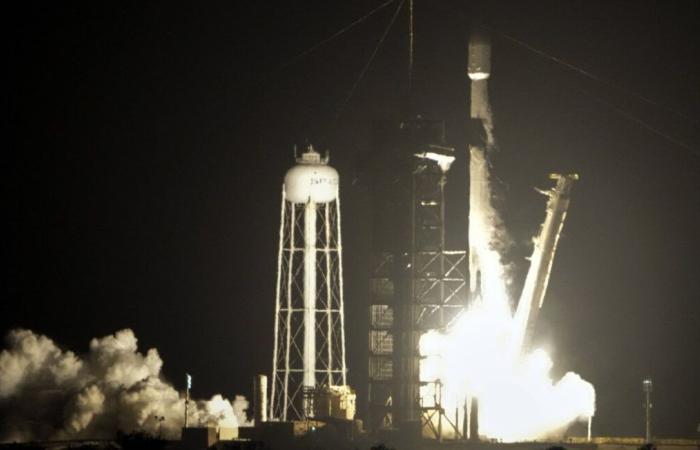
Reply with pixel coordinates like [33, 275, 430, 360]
[366, 119, 467, 431]
[270, 146, 348, 421]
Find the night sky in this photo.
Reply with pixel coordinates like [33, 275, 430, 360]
[7, 0, 700, 439]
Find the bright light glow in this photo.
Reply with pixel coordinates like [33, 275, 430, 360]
[420, 148, 595, 442]
[420, 296, 595, 441]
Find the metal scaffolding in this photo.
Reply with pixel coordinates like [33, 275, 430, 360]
[270, 149, 347, 421]
[366, 119, 467, 433]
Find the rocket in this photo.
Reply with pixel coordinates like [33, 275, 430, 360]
[466, 29, 498, 442]
[467, 30, 504, 306]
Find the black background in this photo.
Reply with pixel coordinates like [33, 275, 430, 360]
[6, 0, 700, 438]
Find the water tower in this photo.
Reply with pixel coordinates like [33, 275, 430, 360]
[270, 145, 348, 421]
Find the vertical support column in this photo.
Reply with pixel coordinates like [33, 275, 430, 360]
[270, 188, 286, 419]
[439, 173, 446, 327]
[254, 374, 268, 424]
[469, 397, 479, 441]
[336, 192, 348, 386]
[324, 203, 334, 385]
[303, 200, 317, 413]
[643, 378, 653, 443]
[283, 202, 296, 421]
[463, 397, 469, 439]
[395, 171, 420, 425]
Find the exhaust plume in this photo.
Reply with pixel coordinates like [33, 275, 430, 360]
[420, 297, 596, 441]
[0, 329, 251, 443]
[422, 142, 594, 441]
[419, 30, 596, 441]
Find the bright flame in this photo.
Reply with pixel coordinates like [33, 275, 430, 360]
[420, 145, 595, 442]
[420, 298, 595, 442]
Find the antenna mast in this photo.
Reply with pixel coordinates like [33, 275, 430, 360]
[408, 0, 414, 91]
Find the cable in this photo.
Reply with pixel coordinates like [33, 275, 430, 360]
[272, 0, 398, 74]
[334, 0, 405, 121]
[583, 89, 699, 156]
[483, 25, 699, 125]
[506, 50, 699, 155]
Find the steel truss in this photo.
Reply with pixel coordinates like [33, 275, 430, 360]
[270, 191, 347, 421]
[367, 132, 467, 433]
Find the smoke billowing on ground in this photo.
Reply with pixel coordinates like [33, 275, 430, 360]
[0, 329, 250, 443]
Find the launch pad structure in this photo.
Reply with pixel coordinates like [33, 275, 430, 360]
[262, 15, 602, 446]
[365, 118, 468, 436]
[364, 29, 581, 441]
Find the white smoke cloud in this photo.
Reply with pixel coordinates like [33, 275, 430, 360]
[420, 299, 596, 442]
[0, 329, 251, 443]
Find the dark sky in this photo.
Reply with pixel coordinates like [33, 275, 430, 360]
[6, 0, 700, 439]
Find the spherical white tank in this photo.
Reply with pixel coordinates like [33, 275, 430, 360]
[284, 147, 339, 204]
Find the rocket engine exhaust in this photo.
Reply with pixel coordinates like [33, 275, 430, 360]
[417, 30, 595, 442]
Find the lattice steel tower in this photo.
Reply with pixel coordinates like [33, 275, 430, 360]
[270, 146, 348, 421]
[365, 119, 467, 431]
